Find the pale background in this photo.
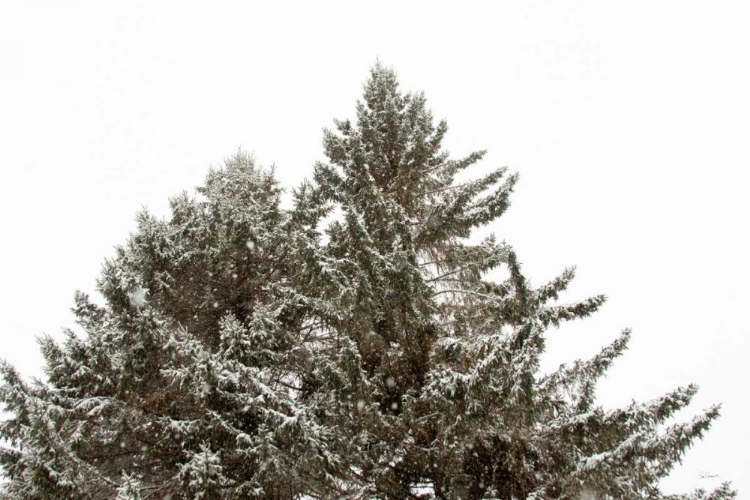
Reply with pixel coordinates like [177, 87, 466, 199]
[1, 0, 748, 495]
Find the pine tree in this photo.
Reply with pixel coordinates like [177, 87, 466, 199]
[0, 154, 345, 499]
[0, 64, 735, 499]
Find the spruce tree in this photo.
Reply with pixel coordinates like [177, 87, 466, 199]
[0, 64, 735, 499]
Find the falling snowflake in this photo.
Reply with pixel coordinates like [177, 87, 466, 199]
[246, 239, 255, 250]
[128, 287, 148, 307]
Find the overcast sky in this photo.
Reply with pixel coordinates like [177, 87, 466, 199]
[1, 0, 748, 495]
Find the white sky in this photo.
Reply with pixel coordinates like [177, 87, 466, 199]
[1, 0, 748, 495]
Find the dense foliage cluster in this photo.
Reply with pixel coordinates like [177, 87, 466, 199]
[0, 65, 734, 499]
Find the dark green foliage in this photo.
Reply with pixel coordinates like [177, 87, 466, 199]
[0, 64, 734, 499]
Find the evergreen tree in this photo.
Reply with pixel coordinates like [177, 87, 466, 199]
[0, 154, 343, 499]
[0, 64, 735, 499]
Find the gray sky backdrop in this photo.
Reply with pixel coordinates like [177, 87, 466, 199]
[1, 0, 748, 495]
